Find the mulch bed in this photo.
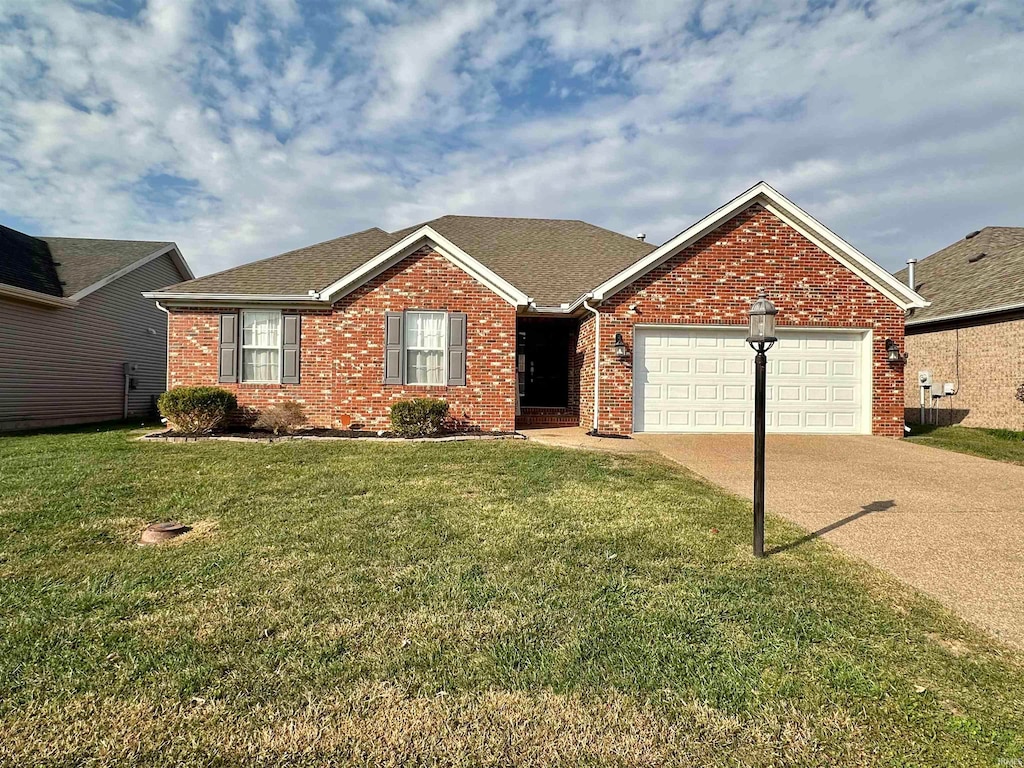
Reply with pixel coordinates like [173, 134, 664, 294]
[143, 428, 524, 443]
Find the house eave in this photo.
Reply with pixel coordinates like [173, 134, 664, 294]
[907, 302, 1024, 329]
[0, 282, 77, 308]
[143, 291, 327, 308]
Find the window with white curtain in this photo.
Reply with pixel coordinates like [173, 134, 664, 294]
[405, 311, 446, 384]
[241, 310, 281, 383]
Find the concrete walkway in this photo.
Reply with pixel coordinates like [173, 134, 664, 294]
[525, 428, 1024, 647]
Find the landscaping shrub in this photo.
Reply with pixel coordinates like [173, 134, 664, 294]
[390, 398, 449, 437]
[253, 401, 307, 435]
[158, 386, 237, 435]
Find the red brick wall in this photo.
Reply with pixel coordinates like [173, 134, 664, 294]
[333, 248, 516, 430]
[167, 308, 337, 427]
[166, 247, 517, 431]
[578, 204, 906, 437]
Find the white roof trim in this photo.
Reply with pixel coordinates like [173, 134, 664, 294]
[907, 301, 1024, 327]
[316, 225, 531, 307]
[70, 243, 194, 302]
[0, 282, 77, 308]
[590, 181, 929, 311]
[142, 291, 319, 302]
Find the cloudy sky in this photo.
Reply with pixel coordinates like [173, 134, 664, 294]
[1, 0, 1022, 278]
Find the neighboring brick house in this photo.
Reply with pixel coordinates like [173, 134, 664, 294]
[148, 182, 925, 436]
[0, 224, 193, 431]
[896, 227, 1024, 430]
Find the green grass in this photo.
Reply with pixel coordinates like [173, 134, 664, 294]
[1, 426, 1022, 766]
[907, 424, 1024, 465]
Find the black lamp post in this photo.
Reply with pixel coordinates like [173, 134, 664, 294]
[746, 290, 778, 558]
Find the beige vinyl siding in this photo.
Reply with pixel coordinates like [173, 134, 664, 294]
[0, 252, 184, 431]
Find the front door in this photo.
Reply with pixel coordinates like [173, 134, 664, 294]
[517, 321, 572, 408]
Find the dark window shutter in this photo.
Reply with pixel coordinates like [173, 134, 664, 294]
[383, 311, 403, 384]
[281, 315, 301, 384]
[447, 312, 467, 386]
[218, 313, 239, 383]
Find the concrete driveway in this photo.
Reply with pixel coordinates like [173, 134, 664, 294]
[634, 433, 1024, 648]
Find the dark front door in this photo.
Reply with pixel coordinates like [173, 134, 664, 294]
[517, 320, 573, 408]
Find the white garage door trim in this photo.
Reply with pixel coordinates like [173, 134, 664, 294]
[633, 325, 872, 434]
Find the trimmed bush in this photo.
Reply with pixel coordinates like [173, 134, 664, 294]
[254, 401, 306, 435]
[390, 398, 450, 437]
[158, 386, 237, 435]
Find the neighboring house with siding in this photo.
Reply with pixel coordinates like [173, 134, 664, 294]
[148, 182, 925, 437]
[0, 224, 193, 431]
[897, 227, 1024, 430]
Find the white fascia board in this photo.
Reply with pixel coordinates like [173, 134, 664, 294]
[591, 181, 929, 311]
[317, 225, 531, 307]
[69, 244, 195, 302]
[142, 291, 321, 304]
[907, 302, 1024, 328]
[0, 282, 77, 308]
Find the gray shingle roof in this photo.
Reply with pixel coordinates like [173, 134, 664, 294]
[1, 224, 172, 298]
[895, 227, 1024, 325]
[160, 228, 400, 296]
[40, 236, 174, 296]
[163, 216, 656, 306]
[393, 215, 656, 306]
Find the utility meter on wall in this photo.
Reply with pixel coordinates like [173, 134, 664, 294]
[918, 371, 933, 388]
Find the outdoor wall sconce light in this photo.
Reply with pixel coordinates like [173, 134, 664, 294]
[746, 290, 779, 559]
[885, 338, 907, 363]
[611, 332, 628, 358]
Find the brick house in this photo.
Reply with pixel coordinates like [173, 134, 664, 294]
[896, 227, 1024, 430]
[147, 182, 925, 437]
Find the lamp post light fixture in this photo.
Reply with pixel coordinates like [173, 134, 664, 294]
[746, 290, 778, 558]
[611, 332, 628, 358]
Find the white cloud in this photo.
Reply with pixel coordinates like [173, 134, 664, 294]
[0, 0, 1021, 279]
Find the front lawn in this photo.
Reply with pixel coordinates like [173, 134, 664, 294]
[907, 423, 1024, 465]
[1, 427, 1022, 766]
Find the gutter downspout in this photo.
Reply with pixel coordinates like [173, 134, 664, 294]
[582, 298, 600, 435]
[155, 301, 171, 393]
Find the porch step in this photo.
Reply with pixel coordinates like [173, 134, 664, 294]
[516, 408, 579, 429]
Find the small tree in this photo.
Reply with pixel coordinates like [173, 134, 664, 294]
[158, 386, 237, 435]
[1016, 383, 1024, 430]
[254, 401, 307, 435]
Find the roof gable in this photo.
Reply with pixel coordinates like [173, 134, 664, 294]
[896, 227, 1024, 325]
[392, 216, 656, 307]
[317, 225, 532, 307]
[591, 182, 928, 311]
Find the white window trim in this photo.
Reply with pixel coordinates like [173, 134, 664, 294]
[403, 310, 448, 386]
[241, 309, 283, 384]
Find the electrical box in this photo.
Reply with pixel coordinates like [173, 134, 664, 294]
[917, 370, 933, 388]
[123, 362, 139, 375]
[943, 382, 956, 396]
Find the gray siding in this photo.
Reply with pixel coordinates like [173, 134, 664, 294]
[0, 252, 184, 431]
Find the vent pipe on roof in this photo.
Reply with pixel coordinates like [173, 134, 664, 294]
[636, 233, 646, 242]
[906, 259, 917, 291]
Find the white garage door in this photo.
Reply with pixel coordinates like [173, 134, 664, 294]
[634, 327, 870, 434]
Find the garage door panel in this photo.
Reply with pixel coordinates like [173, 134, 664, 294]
[634, 327, 867, 434]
